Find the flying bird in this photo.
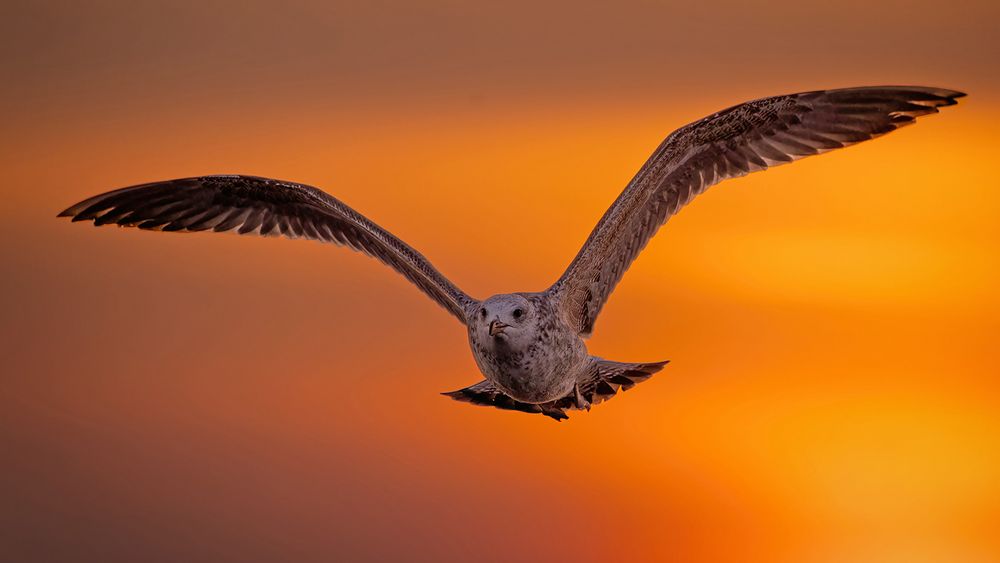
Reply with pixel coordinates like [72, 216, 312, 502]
[59, 86, 964, 420]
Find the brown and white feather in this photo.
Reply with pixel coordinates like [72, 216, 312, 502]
[59, 175, 476, 322]
[549, 86, 965, 336]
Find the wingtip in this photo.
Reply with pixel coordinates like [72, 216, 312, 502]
[440, 389, 468, 401]
[644, 359, 671, 374]
[936, 89, 967, 106]
[58, 194, 106, 220]
[925, 87, 967, 105]
[926, 87, 966, 100]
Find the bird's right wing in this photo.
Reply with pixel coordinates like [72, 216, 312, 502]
[549, 86, 965, 336]
[59, 175, 477, 323]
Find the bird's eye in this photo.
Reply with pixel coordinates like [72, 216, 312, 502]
[513, 308, 523, 319]
[480, 308, 487, 318]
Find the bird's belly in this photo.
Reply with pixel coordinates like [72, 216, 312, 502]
[469, 317, 588, 404]
[489, 364, 574, 404]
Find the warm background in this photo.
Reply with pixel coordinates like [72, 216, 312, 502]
[2, 1, 998, 562]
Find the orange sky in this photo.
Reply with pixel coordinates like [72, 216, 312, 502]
[2, 1, 999, 562]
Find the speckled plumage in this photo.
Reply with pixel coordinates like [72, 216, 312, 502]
[59, 86, 964, 421]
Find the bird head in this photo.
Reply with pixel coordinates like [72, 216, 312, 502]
[475, 293, 535, 344]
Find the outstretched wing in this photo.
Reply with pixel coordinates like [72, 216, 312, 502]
[59, 175, 476, 322]
[549, 86, 965, 336]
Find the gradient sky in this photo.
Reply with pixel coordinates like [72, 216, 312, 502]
[2, 1, 999, 562]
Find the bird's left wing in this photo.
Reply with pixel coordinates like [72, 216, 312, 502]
[59, 175, 476, 323]
[549, 86, 965, 336]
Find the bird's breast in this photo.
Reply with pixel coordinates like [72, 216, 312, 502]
[469, 329, 585, 404]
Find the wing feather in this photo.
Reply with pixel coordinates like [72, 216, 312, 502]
[60, 175, 475, 323]
[550, 86, 964, 336]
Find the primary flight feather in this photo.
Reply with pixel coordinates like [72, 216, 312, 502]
[60, 85, 964, 420]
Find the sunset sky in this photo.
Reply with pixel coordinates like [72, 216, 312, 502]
[2, 1, 999, 562]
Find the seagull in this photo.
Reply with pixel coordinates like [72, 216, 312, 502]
[59, 86, 964, 421]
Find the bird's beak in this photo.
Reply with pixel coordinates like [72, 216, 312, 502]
[489, 319, 508, 337]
